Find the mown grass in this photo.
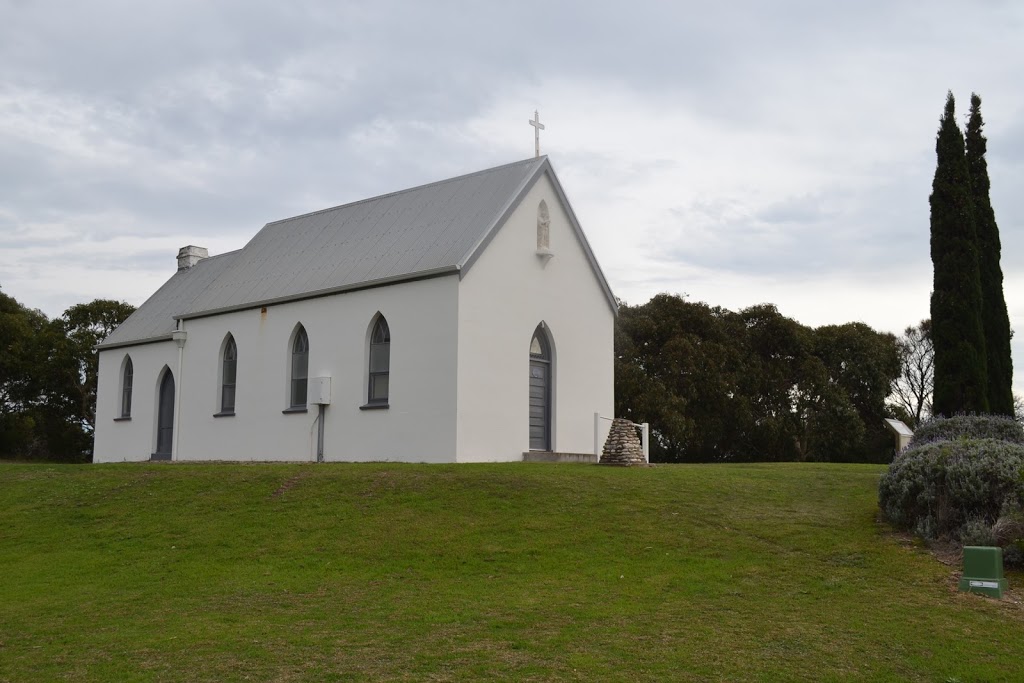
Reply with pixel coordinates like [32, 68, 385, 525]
[0, 461, 1021, 682]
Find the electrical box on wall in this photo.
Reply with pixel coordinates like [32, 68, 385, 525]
[310, 377, 332, 405]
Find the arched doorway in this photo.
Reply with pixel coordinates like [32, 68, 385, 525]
[154, 370, 175, 460]
[529, 326, 552, 451]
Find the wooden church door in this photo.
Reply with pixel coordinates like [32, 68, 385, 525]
[529, 328, 551, 451]
[154, 371, 175, 460]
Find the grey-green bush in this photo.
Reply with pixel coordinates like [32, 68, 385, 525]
[911, 414, 1024, 447]
[878, 438, 1024, 542]
[1004, 541, 1024, 567]
[960, 516, 998, 546]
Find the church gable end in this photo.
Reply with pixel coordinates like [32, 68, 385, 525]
[456, 163, 616, 315]
[454, 168, 615, 462]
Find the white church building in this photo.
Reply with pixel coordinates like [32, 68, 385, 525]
[92, 157, 616, 463]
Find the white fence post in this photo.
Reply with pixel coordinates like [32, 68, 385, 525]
[594, 412, 600, 456]
[641, 422, 650, 463]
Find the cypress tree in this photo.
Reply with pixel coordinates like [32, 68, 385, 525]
[930, 91, 988, 416]
[965, 93, 1014, 415]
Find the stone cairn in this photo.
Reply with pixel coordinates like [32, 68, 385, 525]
[600, 418, 647, 466]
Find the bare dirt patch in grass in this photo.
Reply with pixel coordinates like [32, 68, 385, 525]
[270, 472, 310, 499]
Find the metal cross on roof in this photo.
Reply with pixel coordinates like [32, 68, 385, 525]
[529, 110, 545, 158]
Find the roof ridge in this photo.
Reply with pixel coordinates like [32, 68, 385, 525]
[455, 157, 550, 271]
[263, 156, 547, 227]
[196, 248, 242, 262]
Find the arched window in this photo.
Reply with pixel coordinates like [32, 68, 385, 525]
[290, 326, 309, 409]
[120, 356, 133, 418]
[367, 316, 390, 405]
[530, 329, 549, 358]
[537, 200, 551, 251]
[221, 335, 237, 414]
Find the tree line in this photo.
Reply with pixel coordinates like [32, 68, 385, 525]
[1, 287, 134, 462]
[614, 294, 902, 463]
[0, 281, 946, 464]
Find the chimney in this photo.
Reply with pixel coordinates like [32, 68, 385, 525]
[177, 245, 209, 271]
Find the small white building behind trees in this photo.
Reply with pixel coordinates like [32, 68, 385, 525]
[92, 157, 616, 463]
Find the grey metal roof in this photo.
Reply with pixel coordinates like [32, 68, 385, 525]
[99, 156, 617, 348]
[183, 157, 549, 317]
[97, 250, 240, 349]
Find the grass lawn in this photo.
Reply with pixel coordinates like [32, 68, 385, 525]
[0, 461, 1021, 682]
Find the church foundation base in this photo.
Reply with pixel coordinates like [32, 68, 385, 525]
[522, 451, 598, 464]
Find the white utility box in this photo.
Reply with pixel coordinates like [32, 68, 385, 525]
[310, 376, 332, 405]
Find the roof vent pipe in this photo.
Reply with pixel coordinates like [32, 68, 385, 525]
[177, 245, 209, 271]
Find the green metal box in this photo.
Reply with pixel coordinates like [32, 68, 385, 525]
[958, 546, 1007, 598]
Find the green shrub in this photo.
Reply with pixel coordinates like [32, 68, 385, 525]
[878, 438, 1024, 542]
[911, 414, 1024, 447]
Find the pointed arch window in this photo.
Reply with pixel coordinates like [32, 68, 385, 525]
[367, 316, 390, 405]
[530, 332, 548, 358]
[290, 326, 309, 409]
[220, 335, 237, 414]
[120, 356, 133, 418]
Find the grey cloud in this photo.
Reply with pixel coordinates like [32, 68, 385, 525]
[0, 1, 932, 127]
[2, 0, 1024, 332]
[757, 194, 838, 226]
[9, 247, 168, 273]
[658, 174, 934, 278]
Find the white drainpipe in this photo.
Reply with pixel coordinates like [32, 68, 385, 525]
[171, 323, 187, 460]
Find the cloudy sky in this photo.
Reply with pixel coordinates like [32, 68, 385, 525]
[2, 1, 1023, 386]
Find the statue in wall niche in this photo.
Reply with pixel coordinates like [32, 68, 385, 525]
[537, 200, 551, 251]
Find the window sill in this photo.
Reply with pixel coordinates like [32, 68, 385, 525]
[359, 402, 389, 411]
[113, 416, 132, 422]
[213, 411, 235, 418]
[282, 406, 308, 414]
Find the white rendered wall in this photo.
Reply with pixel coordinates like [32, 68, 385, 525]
[95, 275, 459, 463]
[94, 341, 178, 462]
[456, 172, 615, 462]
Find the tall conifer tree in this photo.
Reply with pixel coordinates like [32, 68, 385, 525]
[930, 91, 988, 415]
[965, 93, 1014, 415]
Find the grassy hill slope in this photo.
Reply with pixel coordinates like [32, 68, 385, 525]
[1, 462, 1021, 682]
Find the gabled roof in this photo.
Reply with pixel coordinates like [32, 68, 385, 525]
[98, 157, 616, 350]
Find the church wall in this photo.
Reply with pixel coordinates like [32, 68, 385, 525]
[172, 274, 460, 462]
[94, 341, 179, 462]
[456, 172, 615, 462]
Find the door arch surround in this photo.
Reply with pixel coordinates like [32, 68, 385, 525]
[529, 324, 554, 451]
[153, 367, 175, 461]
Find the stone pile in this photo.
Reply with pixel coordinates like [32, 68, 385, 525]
[600, 418, 647, 466]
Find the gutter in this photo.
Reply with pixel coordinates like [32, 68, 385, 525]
[173, 266, 460, 322]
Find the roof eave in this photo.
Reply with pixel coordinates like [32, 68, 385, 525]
[175, 265, 461, 322]
[96, 333, 175, 351]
